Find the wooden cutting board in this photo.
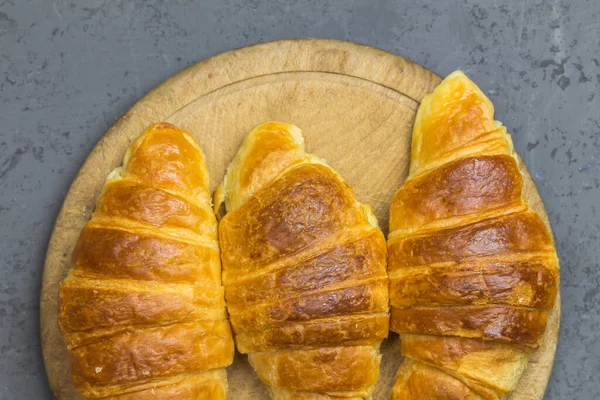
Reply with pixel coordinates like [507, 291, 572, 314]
[40, 38, 559, 399]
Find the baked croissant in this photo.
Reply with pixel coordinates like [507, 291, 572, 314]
[214, 122, 389, 399]
[58, 123, 234, 399]
[388, 71, 559, 399]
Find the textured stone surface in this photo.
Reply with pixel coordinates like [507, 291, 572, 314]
[0, 0, 598, 399]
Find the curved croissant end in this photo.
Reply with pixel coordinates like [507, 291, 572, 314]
[389, 73, 559, 399]
[58, 123, 234, 399]
[214, 121, 306, 215]
[217, 122, 388, 399]
[410, 70, 502, 175]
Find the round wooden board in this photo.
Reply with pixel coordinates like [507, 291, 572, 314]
[40, 39, 559, 399]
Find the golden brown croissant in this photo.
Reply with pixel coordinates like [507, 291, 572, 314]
[58, 123, 234, 399]
[214, 122, 389, 399]
[388, 71, 559, 399]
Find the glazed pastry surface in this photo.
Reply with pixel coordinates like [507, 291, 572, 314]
[58, 123, 234, 399]
[389, 72, 559, 400]
[215, 122, 389, 399]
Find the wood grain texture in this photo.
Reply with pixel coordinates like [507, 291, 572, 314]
[40, 39, 559, 399]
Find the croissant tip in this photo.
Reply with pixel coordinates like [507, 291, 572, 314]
[250, 121, 305, 146]
[148, 121, 178, 131]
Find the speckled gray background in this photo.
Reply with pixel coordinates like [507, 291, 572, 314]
[0, 0, 598, 398]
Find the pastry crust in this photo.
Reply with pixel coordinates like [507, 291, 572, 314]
[389, 72, 559, 399]
[58, 123, 234, 399]
[216, 122, 388, 398]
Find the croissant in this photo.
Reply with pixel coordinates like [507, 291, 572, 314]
[58, 123, 234, 399]
[388, 71, 559, 399]
[214, 122, 389, 399]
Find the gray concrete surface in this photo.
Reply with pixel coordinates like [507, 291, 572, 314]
[1, 0, 598, 398]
